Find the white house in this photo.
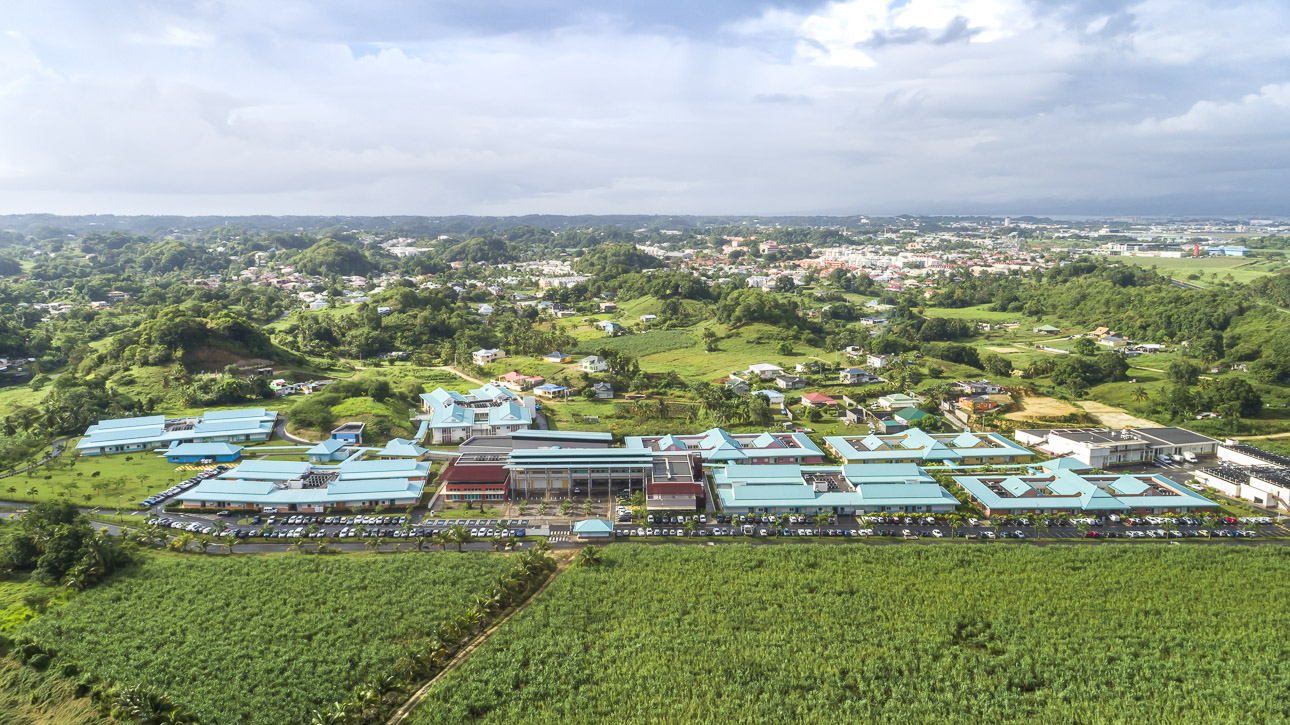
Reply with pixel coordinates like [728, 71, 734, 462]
[472, 348, 506, 365]
[580, 355, 608, 373]
[640, 314, 657, 323]
[752, 389, 786, 406]
[745, 363, 785, 380]
[867, 353, 897, 369]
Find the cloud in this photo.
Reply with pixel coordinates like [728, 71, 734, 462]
[0, 0, 1288, 216]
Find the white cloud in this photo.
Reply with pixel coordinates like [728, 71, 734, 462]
[0, 0, 1287, 215]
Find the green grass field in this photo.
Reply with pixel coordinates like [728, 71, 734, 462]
[21, 551, 515, 725]
[2, 451, 183, 509]
[415, 544, 1290, 725]
[1114, 256, 1284, 286]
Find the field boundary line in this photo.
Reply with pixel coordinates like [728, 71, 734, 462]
[385, 551, 574, 725]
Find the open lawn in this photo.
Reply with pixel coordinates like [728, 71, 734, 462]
[414, 544, 1290, 725]
[21, 551, 515, 725]
[1114, 256, 1284, 286]
[2, 452, 186, 509]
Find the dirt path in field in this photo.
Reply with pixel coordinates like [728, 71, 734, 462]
[1004, 395, 1080, 420]
[1231, 431, 1290, 441]
[1076, 401, 1160, 428]
[384, 552, 574, 725]
[433, 366, 485, 386]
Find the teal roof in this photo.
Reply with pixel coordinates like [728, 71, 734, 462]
[1033, 457, 1093, 472]
[165, 442, 243, 457]
[894, 406, 930, 422]
[309, 438, 346, 455]
[77, 409, 277, 451]
[712, 463, 958, 509]
[953, 469, 1215, 512]
[505, 448, 655, 470]
[572, 519, 614, 534]
[176, 455, 428, 506]
[622, 430, 823, 460]
[825, 430, 1032, 464]
[377, 438, 427, 458]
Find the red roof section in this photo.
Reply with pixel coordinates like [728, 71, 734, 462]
[646, 481, 704, 495]
[801, 393, 836, 403]
[440, 463, 509, 484]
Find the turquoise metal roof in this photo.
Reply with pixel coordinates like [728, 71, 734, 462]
[309, 438, 346, 455]
[165, 442, 243, 457]
[572, 519, 614, 534]
[378, 438, 428, 457]
[953, 469, 1216, 511]
[510, 430, 613, 442]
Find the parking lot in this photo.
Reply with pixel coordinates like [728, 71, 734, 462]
[146, 512, 536, 542]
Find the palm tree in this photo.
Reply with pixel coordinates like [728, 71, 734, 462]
[223, 536, 239, 555]
[575, 544, 604, 567]
[170, 532, 194, 552]
[582, 500, 593, 517]
[489, 535, 505, 551]
[431, 532, 448, 551]
[1033, 516, 1049, 540]
[316, 540, 331, 554]
[1131, 386, 1150, 404]
[287, 537, 308, 553]
[814, 512, 830, 538]
[945, 512, 962, 538]
[683, 520, 698, 537]
[365, 537, 382, 553]
[559, 499, 572, 517]
[193, 536, 212, 555]
[988, 518, 1002, 541]
[448, 524, 472, 552]
[413, 536, 429, 552]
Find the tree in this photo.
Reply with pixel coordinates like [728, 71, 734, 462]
[574, 544, 603, 567]
[1072, 337, 1098, 356]
[1167, 360, 1202, 386]
[1131, 385, 1150, 403]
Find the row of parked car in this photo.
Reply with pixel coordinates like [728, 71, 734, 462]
[140, 465, 229, 507]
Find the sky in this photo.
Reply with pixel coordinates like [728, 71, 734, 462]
[1, 0, 1289, 217]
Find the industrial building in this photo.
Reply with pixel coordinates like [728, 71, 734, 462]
[825, 429, 1033, 466]
[173, 457, 430, 512]
[1014, 427, 1217, 468]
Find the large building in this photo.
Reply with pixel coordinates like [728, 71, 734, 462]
[439, 457, 510, 503]
[1193, 443, 1290, 511]
[173, 457, 431, 512]
[417, 385, 535, 444]
[953, 469, 1217, 516]
[825, 429, 1033, 466]
[1014, 427, 1217, 468]
[77, 408, 278, 456]
[712, 463, 958, 515]
[625, 429, 825, 465]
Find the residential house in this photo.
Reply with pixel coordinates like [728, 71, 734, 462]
[867, 353, 898, 369]
[954, 379, 1006, 395]
[745, 363, 785, 380]
[472, 348, 506, 365]
[723, 378, 751, 394]
[1013, 427, 1217, 468]
[597, 320, 622, 334]
[957, 396, 1001, 414]
[752, 389, 786, 406]
[543, 351, 572, 363]
[775, 375, 807, 390]
[840, 368, 883, 385]
[534, 383, 570, 399]
[640, 314, 657, 323]
[801, 392, 837, 409]
[497, 371, 544, 391]
[1033, 324, 1061, 334]
[592, 382, 615, 399]
[876, 393, 921, 411]
[599, 302, 618, 312]
[579, 355, 608, 373]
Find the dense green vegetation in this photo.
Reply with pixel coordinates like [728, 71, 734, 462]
[21, 552, 516, 725]
[415, 544, 1290, 725]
